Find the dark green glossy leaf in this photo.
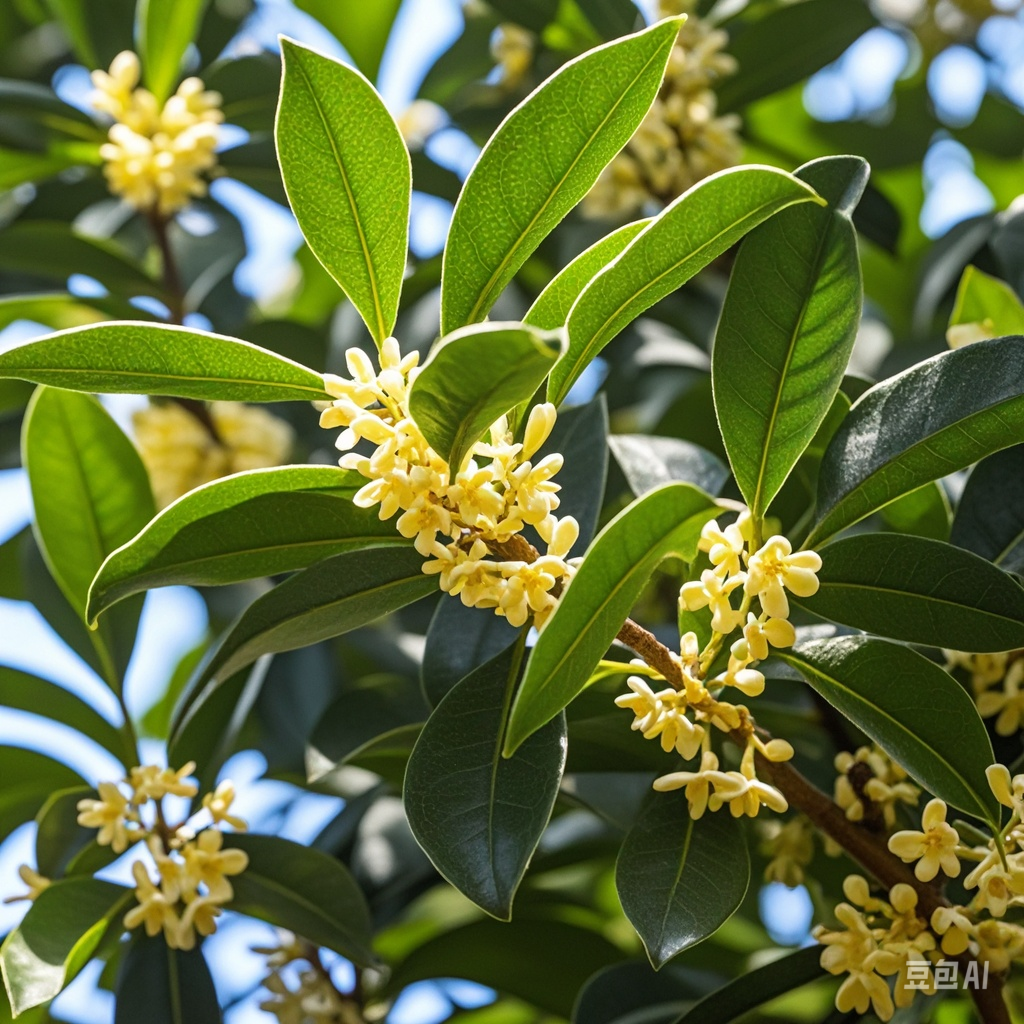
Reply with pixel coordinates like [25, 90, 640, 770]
[952, 445, 1024, 574]
[407, 322, 562, 470]
[552, 167, 822, 405]
[277, 38, 410, 345]
[87, 466, 396, 621]
[138, 0, 210, 103]
[0, 747, 85, 847]
[227, 833, 376, 965]
[809, 336, 1024, 544]
[617, 790, 749, 968]
[405, 641, 566, 919]
[294, 0, 402, 80]
[505, 483, 716, 754]
[115, 936, 220, 1024]
[609, 434, 729, 498]
[35, 787, 96, 880]
[779, 636, 999, 825]
[798, 533, 1024, 651]
[712, 156, 867, 517]
[0, 878, 130, 1015]
[572, 960, 717, 1024]
[0, 323, 332, 402]
[440, 18, 682, 333]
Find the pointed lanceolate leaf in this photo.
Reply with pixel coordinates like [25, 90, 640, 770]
[712, 156, 868, 517]
[809, 336, 1024, 544]
[440, 19, 682, 333]
[87, 466, 399, 621]
[226, 833, 376, 966]
[951, 445, 1024, 574]
[797, 533, 1024, 652]
[551, 167, 823, 405]
[779, 636, 1000, 826]
[277, 38, 410, 345]
[294, 0, 402, 81]
[114, 936, 221, 1024]
[407, 322, 562, 470]
[138, 0, 210, 103]
[505, 483, 716, 754]
[0, 322, 332, 402]
[616, 791, 749, 969]
[0, 878, 131, 1016]
[405, 641, 566, 920]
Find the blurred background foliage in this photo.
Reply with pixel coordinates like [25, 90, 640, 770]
[1, 0, 1023, 1021]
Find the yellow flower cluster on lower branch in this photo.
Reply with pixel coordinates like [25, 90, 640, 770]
[614, 508, 821, 817]
[319, 338, 579, 628]
[73, 765, 247, 950]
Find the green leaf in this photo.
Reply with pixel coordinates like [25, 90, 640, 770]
[608, 435, 729, 498]
[505, 483, 716, 755]
[405, 641, 566, 920]
[388, 919, 622, 1018]
[0, 323, 331, 402]
[23, 388, 153, 688]
[138, 0, 210, 104]
[193, 546, 435, 688]
[87, 466, 399, 621]
[0, 146, 98, 190]
[798, 533, 1024, 652]
[616, 790, 749, 969]
[294, 0, 402, 81]
[440, 18, 682, 334]
[809, 336, 1024, 545]
[0, 878, 130, 1016]
[951, 445, 1024, 574]
[34, 787, 96, 880]
[948, 265, 1024, 347]
[227, 833, 376, 966]
[0, 747, 85, 847]
[523, 220, 650, 330]
[551, 167, 823, 405]
[573, 960, 714, 1024]
[0, 666, 131, 765]
[407, 322, 562, 471]
[879, 481, 951, 541]
[276, 38, 410, 346]
[779, 636, 1000, 826]
[0, 294, 138, 334]
[712, 156, 867, 517]
[114, 936, 221, 1024]
[670, 945, 825, 1023]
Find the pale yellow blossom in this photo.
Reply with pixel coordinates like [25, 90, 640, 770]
[887, 798, 961, 881]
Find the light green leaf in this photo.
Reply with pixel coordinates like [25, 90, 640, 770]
[294, 0, 402, 81]
[0, 322, 332, 402]
[948, 265, 1024, 348]
[523, 220, 649, 330]
[407, 321, 562, 471]
[87, 466, 398, 622]
[138, 0, 210, 104]
[0, 294, 139, 334]
[276, 38, 410, 346]
[617, 791, 749, 968]
[404, 641, 566, 920]
[798, 533, 1024, 652]
[227, 833, 376, 966]
[879, 481, 951, 541]
[440, 18, 682, 334]
[114, 937, 221, 1024]
[779, 636, 1000, 826]
[0, 146, 98, 190]
[551, 166, 823, 405]
[0, 878, 130, 1016]
[712, 156, 867, 518]
[809, 336, 1024, 544]
[505, 483, 716, 755]
[23, 388, 154, 689]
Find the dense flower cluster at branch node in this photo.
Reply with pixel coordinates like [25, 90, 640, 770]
[133, 400, 295, 509]
[92, 51, 223, 214]
[946, 649, 1024, 736]
[583, 0, 742, 219]
[834, 745, 921, 829]
[615, 508, 821, 817]
[319, 339, 579, 627]
[69, 762, 248, 950]
[760, 815, 815, 887]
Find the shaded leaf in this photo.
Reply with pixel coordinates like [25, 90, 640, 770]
[609, 434, 729, 498]
[951, 445, 1024, 574]
[0, 747, 85, 847]
[114, 935, 221, 1024]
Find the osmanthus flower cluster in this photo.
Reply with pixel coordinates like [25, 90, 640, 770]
[815, 765, 1024, 1021]
[319, 338, 579, 628]
[31, 764, 250, 951]
[583, 0, 742, 218]
[834, 744, 921, 829]
[91, 51, 223, 215]
[946, 649, 1024, 736]
[614, 509, 821, 816]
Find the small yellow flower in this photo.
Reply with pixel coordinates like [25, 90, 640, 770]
[2, 865, 51, 904]
[652, 750, 747, 818]
[744, 536, 821, 619]
[77, 782, 132, 853]
[202, 781, 248, 831]
[177, 894, 224, 950]
[181, 828, 249, 901]
[931, 905, 974, 955]
[680, 568, 744, 634]
[887, 798, 961, 881]
[697, 517, 745, 578]
[741, 613, 796, 661]
[123, 861, 181, 946]
[130, 761, 198, 802]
